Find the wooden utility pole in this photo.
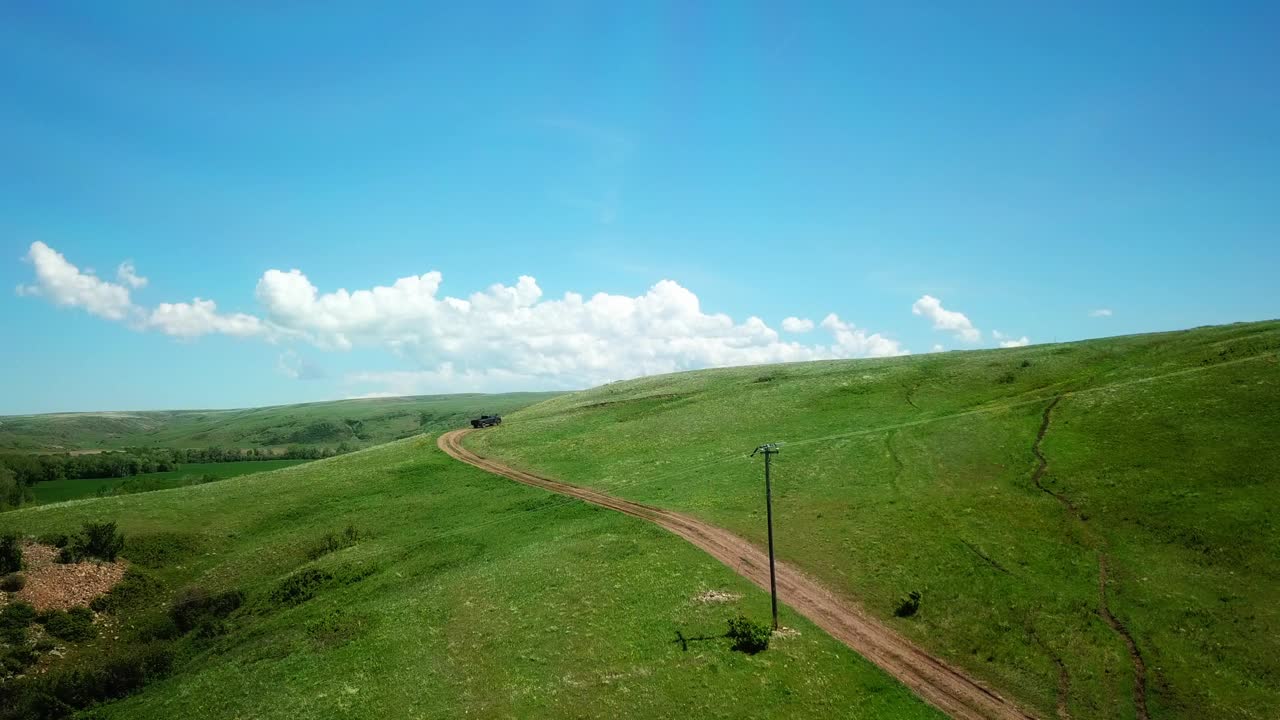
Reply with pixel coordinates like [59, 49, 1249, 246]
[752, 442, 781, 629]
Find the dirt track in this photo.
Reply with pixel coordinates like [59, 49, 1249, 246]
[439, 429, 1040, 720]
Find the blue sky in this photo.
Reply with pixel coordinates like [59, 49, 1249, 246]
[2, 2, 1277, 414]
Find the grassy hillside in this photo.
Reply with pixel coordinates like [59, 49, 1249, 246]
[468, 320, 1280, 720]
[1, 437, 940, 719]
[0, 393, 561, 452]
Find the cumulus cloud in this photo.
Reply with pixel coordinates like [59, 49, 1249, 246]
[992, 330, 1030, 348]
[930, 344, 945, 353]
[17, 241, 135, 321]
[116, 261, 148, 289]
[911, 294, 980, 342]
[781, 316, 815, 333]
[1090, 308, 1113, 317]
[19, 242, 910, 394]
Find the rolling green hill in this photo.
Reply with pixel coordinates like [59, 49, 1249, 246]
[1, 437, 939, 720]
[468, 320, 1280, 720]
[0, 393, 562, 452]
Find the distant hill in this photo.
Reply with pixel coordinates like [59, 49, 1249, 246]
[0, 393, 563, 452]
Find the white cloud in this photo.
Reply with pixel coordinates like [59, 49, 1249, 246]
[1090, 308, 1113, 317]
[911, 294, 980, 342]
[147, 299, 266, 338]
[930, 344, 945, 353]
[781, 316, 815, 333]
[116, 261, 148, 289]
[19, 242, 912, 394]
[992, 330, 1031, 348]
[17, 241, 135, 321]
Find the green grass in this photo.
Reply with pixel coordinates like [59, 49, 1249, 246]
[468, 320, 1280, 720]
[0, 392, 562, 452]
[28, 460, 312, 505]
[1, 437, 940, 719]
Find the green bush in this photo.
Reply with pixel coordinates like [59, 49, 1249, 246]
[40, 607, 97, 643]
[90, 569, 163, 614]
[726, 614, 771, 654]
[894, 590, 922, 618]
[1, 641, 175, 719]
[1, 601, 37, 645]
[0, 532, 21, 574]
[306, 525, 362, 560]
[1, 572, 25, 592]
[123, 532, 200, 569]
[169, 586, 244, 633]
[270, 567, 333, 606]
[68, 522, 125, 563]
[36, 533, 69, 549]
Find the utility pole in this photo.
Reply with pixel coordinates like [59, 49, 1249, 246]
[752, 442, 781, 630]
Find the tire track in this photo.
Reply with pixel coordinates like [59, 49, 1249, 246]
[1030, 398, 1148, 720]
[440, 429, 1040, 720]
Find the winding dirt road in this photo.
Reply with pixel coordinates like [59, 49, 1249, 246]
[439, 429, 1040, 720]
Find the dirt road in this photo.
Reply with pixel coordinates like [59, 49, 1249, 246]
[439, 429, 1040, 720]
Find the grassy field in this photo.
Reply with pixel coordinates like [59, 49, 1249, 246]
[0, 392, 562, 452]
[28, 460, 312, 505]
[468, 320, 1280, 720]
[1, 437, 940, 719]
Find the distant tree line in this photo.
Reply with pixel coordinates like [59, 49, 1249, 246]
[0, 444, 356, 509]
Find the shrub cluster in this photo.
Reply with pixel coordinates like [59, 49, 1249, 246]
[58, 522, 125, 564]
[39, 607, 97, 643]
[0, 533, 21, 575]
[90, 569, 163, 615]
[726, 614, 771, 654]
[0, 642, 174, 720]
[169, 586, 244, 634]
[307, 525, 361, 560]
[1, 573, 24, 593]
[270, 568, 334, 606]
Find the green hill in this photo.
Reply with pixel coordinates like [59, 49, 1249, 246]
[0, 393, 562, 452]
[467, 320, 1280, 720]
[1, 438, 938, 719]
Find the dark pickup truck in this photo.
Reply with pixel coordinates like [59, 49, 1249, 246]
[470, 414, 502, 429]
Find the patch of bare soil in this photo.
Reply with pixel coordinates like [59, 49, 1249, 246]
[3, 542, 128, 611]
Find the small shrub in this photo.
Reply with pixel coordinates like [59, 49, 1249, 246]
[169, 586, 244, 633]
[41, 607, 97, 642]
[2, 644, 38, 674]
[1, 601, 36, 645]
[306, 525, 362, 560]
[123, 532, 200, 569]
[1, 572, 25, 592]
[1020, 359, 1032, 368]
[71, 521, 125, 562]
[996, 371, 1017, 385]
[894, 590, 922, 618]
[0, 532, 21, 574]
[4, 641, 175, 718]
[36, 532, 70, 549]
[726, 614, 771, 654]
[91, 569, 163, 614]
[270, 567, 333, 606]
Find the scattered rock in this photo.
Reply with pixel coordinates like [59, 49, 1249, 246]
[772, 626, 800, 639]
[0, 542, 128, 611]
[694, 589, 741, 604]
